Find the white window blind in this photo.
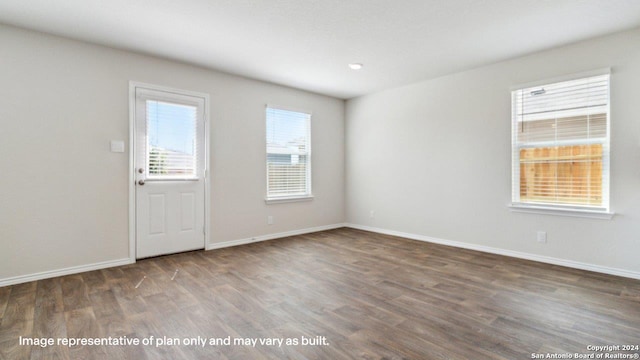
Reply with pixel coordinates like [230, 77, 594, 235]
[266, 107, 311, 200]
[512, 73, 610, 211]
[146, 100, 198, 179]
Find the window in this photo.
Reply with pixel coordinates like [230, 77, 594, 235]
[266, 106, 312, 202]
[511, 72, 610, 214]
[146, 100, 198, 179]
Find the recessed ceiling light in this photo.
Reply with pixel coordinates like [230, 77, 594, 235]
[348, 63, 363, 70]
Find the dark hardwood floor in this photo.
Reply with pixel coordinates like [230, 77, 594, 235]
[1, 228, 639, 359]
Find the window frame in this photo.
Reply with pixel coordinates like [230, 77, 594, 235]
[142, 97, 201, 181]
[509, 69, 614, 219]
[264, 105, 313, 204]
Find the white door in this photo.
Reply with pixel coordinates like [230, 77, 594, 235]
[134, 86, 207, 259]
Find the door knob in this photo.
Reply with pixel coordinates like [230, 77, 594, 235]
[138, 168, 145, 174]
[138, 180, 145, 186]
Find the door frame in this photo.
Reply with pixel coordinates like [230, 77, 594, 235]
[128, 81, 211, 262]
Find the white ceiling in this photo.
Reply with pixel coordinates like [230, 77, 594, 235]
[1, 1, 639, 99]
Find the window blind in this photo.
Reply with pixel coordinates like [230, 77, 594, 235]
[146, 100, 198, 179]
[512, 73, 610, 210]
[266, 107, 311, 199]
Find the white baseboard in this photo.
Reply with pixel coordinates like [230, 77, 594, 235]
[0, 258, 134, 287]
[0, 224, 346, 287]
[206, 223, 346, 251]
[345, 223, 640, 280]
[6, 222, 635, 287]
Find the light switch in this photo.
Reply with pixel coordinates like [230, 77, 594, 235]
[110, 140, 125, 153]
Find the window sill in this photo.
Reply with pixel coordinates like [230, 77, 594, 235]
[265, 195, 314, 204]
[509, 203, 614, 220]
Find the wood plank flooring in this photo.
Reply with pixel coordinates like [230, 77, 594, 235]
[1, 228, 639, 359]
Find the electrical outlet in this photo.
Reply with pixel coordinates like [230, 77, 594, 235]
[369, 210, 375, 218]
[267, 215, 273, 225]
[537, 231, 547, 243]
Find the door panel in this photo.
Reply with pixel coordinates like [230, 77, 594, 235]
[134, 86, 206, 259]
[180, 192, 195, 231]
[148, 194, 166, 235]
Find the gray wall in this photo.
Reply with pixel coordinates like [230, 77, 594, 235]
[346, 28, 640, 275]
[2, 22, 639, 284]
[0, 24, 345, 282]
